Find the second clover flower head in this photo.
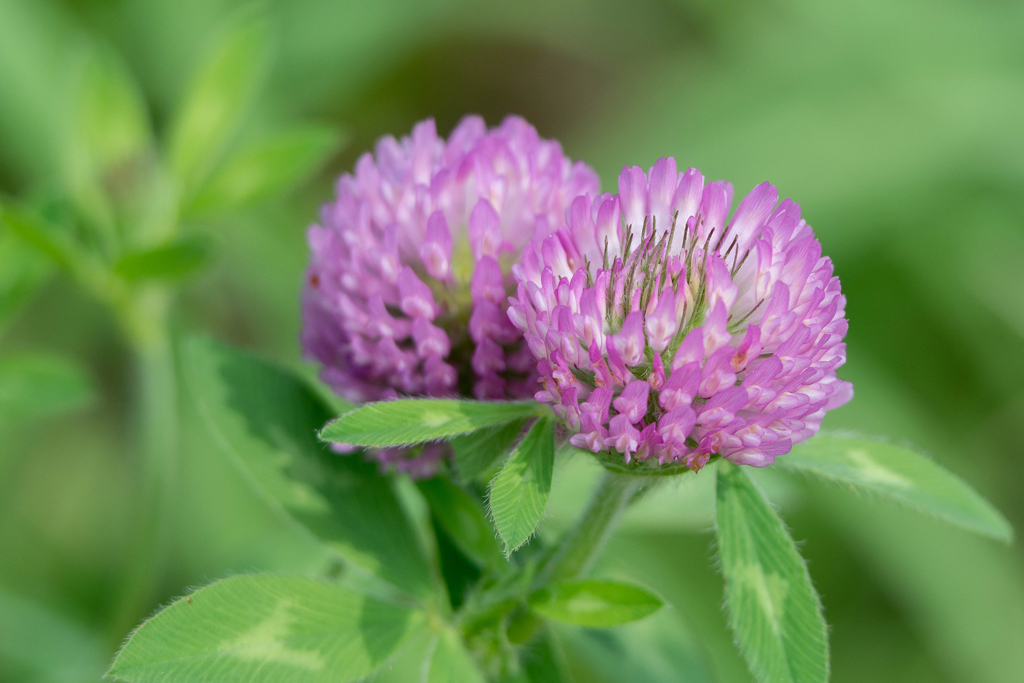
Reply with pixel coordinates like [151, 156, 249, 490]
[509, 158, 853, 470]
[301, 116, 599, 475]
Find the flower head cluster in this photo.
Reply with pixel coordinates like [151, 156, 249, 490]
[301, 116, 598, 474]
[510, 158, 852, 469]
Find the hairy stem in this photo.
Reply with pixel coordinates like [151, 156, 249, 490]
[535, 469, 642, 586]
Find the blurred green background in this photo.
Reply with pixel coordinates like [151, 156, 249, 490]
[1, 0, 1022, 681]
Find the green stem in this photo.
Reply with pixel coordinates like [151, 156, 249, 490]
[136, 295, 178, 513]
[108, 286, 178, 643]
[535, 469, 642, 586]
[5, 202, 183, 642]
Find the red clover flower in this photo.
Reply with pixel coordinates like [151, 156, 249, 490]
[509, 158, 852, 470]
[302, 116, 599, 475]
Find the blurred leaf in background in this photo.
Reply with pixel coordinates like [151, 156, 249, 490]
[0, 228, 53, 333]
[0, 589, 107, 683]
[0, 351, 95, 422]
[167, 12, 271, 204]
[188, 124, 343, 216]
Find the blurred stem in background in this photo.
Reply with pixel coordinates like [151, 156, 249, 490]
[0, 2, 343, 648]
[110, 286, 177, 641]
[0, 205, 183, 638]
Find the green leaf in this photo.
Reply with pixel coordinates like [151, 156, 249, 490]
[529, 579, 663, 627]
[0, 204, 75, 269]
[417, 477, 505, 571]
[71, 42, 151, 177]
[108, 575, 424, 683]
[778, 432, 1013, 542]
[451, 418, 528, 483]
[0, 1, 71, 179]
[0, 204, 124, 307]
[0, 588, 107, 683]
[0, 352, 95, 420]
[189, 124, 344, 214]
[167, 14, 270, 199]
[427, 628, 487, 683]
[320, 399, 542, 448]
[716, 462, 829, 683]
[62, 43, 151, 242]
[113, 237, 210, 281]
[0, 228, 53, 332]
[488, 417, 554, 556]
[184, 337, 433, 598]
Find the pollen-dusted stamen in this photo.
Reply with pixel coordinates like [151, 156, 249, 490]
[509, 157, 852, 470]
[303, 115, 600, 477]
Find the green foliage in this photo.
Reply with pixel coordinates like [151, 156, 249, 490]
[417, 477, 505, 571]
[0, 204, 77, 270]
[108, 574, 424, 683]
[0, 351, 94, 420]
[814, 484, 1024, 683]
[529, 579, 663, 627]
[189, 124, 343, 214]
[365, 629, 437, 683]
[553, 609, 716, 683]
[114, 237, 210, 281]
[1, 3, 1022, 682]
[450, 418, 529, 483]
[0, 203, 126, 310]
[779, 433, 1013, 542]
[72, 43, 151, 173]
[167, 14, 271, 201]
[65, 42, 152, 241]
[184, 337, 433, 598]
[487, 417, 554, 557]
[0, 227, 52, 332]
[320, 399, 542, 447]
[0, 0, 77, 180]
[716, 462, 829, 683]
[426, 628, 487, 683]
[0, 588, 107, 683]
[432, 517, 483, 611]
[518, 633, 570, 683]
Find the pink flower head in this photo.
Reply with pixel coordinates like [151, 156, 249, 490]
[302, 116, 599, 474]
[509, 157, 852, 469]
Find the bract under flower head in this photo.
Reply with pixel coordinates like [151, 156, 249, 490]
[302, 116, 599, 475]
[510, 158, 852, 470]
